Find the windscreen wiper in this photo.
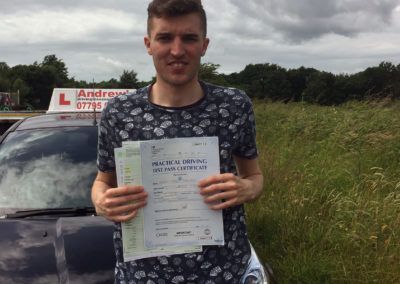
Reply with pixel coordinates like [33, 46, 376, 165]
[4, 207, 96, 218]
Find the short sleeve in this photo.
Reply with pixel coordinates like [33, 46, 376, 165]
[97, 102, 117, 172]
[232, 94, 258, 159]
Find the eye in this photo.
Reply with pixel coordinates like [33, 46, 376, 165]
[183, 35, 199, 42]
[156, 34, 172, 42]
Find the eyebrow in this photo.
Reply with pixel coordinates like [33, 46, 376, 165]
[155, 31, 171, 36]
[182, 33, 200, 38]
[154, 31, 201, 38]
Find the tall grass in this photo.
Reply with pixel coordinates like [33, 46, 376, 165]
[247, 100, 400, 283]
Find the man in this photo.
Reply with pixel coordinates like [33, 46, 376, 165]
[91, 0, 263, 282]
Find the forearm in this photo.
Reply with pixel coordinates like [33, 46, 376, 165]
[235, 155, 264, 203]
[91, 180, 112, 215]
[91, 171, 116, 215]
[240, 172, 263, 203]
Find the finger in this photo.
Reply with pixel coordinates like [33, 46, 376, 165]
[203, 190, 237, 204]
[109, 208, 140, 223]
[198, 173, 236, 187]
[107, 200, 147, 217]
[106, 185, 145, 197]
[103, 192, 148, 208]
[208, 198, 238, 210]
[199, 180, 237, 195]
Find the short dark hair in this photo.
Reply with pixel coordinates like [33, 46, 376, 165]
[147, 0, 207, 36]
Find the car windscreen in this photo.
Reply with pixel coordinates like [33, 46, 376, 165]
[0, 126, 98, 210]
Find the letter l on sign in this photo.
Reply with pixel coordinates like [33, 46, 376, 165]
[59, 93, 71, 105]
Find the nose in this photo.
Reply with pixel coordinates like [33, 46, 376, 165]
[170, 38, 185, 57]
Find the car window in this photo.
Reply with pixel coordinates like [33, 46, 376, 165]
[0, 127, 98, 210]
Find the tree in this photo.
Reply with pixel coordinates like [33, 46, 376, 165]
[287, 67, 319, 102]
[41, 54, 69, 86]
[119, 70, 139, 88]
[302, 71, 347, 105]
[73, 80, 90, 88]
[363, 62, 399, 99]
[29, 65, 58, 108]
[2, 56, 400, 108]
[138, 76, 156, 88]
[0, 62, 10, 77]
[198, 63, 228, 86]
[234, 63, 291, 100]
[0, 63, 11, 92]
[12, 78, 30, 105]
[0, 77, 11, 91]
[97, 78, 119, 89]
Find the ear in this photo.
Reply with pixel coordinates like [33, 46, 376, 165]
[201, 37, 210, 57]
[144, 36, 152, 55]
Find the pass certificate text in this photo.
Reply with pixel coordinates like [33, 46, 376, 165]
[140, 137, 225, 248]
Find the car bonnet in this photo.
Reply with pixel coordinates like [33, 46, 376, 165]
[0, 216, 115, 284]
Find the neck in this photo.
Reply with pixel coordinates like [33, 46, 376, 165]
[149, 80, 204, 108]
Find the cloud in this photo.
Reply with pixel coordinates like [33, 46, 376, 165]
[97, 56, 125, 68]
[1, 0, 400, 81]
[0, 1, 151, 81]
[227, 0, 400, 42]
[0, 8, 142, 45]
[0, 0, 148, 15]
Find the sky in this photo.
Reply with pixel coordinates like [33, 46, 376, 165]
[1, 0, 400, 82]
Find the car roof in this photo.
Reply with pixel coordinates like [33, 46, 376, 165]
[14, 112, 100, 131]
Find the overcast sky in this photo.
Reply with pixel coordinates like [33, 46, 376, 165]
[1, 0, 400, 82]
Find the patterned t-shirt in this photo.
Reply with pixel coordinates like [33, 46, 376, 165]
[97, 81, 258, 284]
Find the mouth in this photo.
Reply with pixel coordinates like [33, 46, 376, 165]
[167, 61, 188, 74]
[167, 61, 188, 68]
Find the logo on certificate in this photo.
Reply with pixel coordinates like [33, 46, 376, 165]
[204, 228, 211, 235]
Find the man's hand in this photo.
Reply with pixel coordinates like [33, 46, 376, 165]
[95, 185, 148, 222]
[198, 173, 253, 210]
[92, 171, 148, 222]
[198, 156, 263, 210]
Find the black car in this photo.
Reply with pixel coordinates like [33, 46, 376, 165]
[0, 112, 273, 284]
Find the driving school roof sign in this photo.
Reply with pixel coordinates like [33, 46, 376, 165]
[47, 88, 135, 113]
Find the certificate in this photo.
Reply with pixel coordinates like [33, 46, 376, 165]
[114, 146, 201, 262]
[138, 137, 224, 248]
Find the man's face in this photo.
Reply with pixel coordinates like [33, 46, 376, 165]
[144, 13, 209, 87]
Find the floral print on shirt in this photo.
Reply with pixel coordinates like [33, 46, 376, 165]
[97, 82, 258, 283]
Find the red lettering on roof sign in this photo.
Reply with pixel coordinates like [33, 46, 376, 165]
[59, 93, 71, 105]
[78, 90, 86, 97]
